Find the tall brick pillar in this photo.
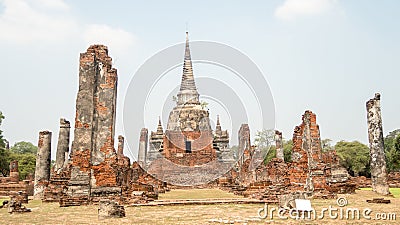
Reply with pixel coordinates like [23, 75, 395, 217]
[138, 128, 148, 167]
[117, 135, 125, 156]
[68, 45, 118, 199]
[55, 118, 70, 174]
[275, 130, 284, 161]
[366, 93, 390, 195]
[34, 131, 51, 199]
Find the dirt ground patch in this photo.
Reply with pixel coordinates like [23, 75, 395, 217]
[0, 189, 399, 224]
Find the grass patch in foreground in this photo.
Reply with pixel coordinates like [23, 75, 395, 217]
[360, 187, 400, 198]
[159, 188, 243, 200]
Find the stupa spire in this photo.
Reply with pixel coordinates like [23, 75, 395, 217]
[177, 32, 200, 106]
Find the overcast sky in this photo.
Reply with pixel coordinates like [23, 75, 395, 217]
[1, 0, 399, 160]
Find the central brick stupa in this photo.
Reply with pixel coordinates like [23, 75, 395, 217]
[142, 32, 230, 167]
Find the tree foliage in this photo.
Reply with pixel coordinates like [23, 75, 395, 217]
[9, 153, 36, 180]
[384, 129, 400, 172]
[322, 139, 334, 152]
[0, 112, 37, 179]
[263, 139, 293, 164]
[254, 129, 275, 164]
[10, 141, 38, 155]
[335, 140, 370, 176]
[0, 111, 10, 176]
[7, 141, 37, 180]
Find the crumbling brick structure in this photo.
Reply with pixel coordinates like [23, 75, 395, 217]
[39, 45, 155, 206]
[59, 45, 132, 206]
[289, 110, 330, 193]
[227, 111, 356, 202]
[0, 161, 34, 198]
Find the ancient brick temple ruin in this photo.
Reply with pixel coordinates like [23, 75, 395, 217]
[138, 33, 235, 186]
[30, 33, 396, 209]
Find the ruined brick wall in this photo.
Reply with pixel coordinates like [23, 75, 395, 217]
[68, 45, 118, 198]
[288, 110, 330, 192]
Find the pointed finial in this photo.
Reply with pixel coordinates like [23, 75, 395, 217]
[216, 115, 222, 133]
[157, 116, 163, 133]
[184, 31, 190, 60]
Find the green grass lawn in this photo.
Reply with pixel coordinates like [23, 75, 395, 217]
[360, 187, 400, 198]
[159, 188, 243, 200]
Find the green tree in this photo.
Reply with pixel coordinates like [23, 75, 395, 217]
[263, 139, 293, 164]
[322, 139, 334, 152]
[9, 153, 36, 180]
[283, 139, 293, 162]
[10, 141, 38, 154]
[0, 111, 10, 176]
[335, 140, 370, 176]
[7, 141, 38, 180]
[254, 129, 274, 164]
[384, 129, 400, 172]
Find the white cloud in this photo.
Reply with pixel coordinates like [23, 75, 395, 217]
[275, 0, 337, 20]
[36, 0, 70, 11]
[83, 24, 136, 56]
[0, 0, 137, 53]
[0, 0, 77, 43]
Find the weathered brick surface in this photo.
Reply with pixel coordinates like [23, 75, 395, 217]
[67, 45, 119, 198]
[0, 161, 34, 198]
[43, 45, 147, 206]
[34, 131, 51, 199]
[54, 118, 70, 174]
[366, 93, 390, 195]
[163, 130, 215, 166]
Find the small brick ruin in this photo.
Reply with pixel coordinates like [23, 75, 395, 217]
[0, 161, 34, 200]
[5, 191, 31, 214]
[98, 199, 125, 219]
